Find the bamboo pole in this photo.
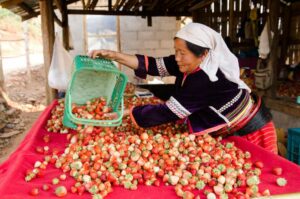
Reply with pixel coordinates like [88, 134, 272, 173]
[23, 21, 31, 81]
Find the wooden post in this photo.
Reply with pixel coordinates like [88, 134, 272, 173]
[267, 0, 280, 98]
[40, 0, 57, 104]
[61, 1, 70, 50]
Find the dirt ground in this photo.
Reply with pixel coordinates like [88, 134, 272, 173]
[0, 66, 46, 163]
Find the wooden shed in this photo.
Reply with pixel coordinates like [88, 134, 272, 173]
[0, 0, 299, 109]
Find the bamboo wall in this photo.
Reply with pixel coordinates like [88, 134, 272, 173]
[195, 0, 269, 54]
[194, 0, 299, 65]
[286, 2, 300, 65]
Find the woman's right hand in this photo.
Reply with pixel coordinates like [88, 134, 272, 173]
[89, 49, 117, 60]
[89, 49, 139, 70]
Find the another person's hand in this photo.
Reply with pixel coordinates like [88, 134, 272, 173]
[89, 49, 117, 60]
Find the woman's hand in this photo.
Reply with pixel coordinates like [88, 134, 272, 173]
[88, 49, 139, 70]
[103, 109, 130, 119]
[89, 49, 117, 60]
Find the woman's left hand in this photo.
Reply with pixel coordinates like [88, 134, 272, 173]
[123, 109, 130, 117]
[103, 109, 130, 119]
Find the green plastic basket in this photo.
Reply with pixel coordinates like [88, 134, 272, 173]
[63, 55, 128, 128]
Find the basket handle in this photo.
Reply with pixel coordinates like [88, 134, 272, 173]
[76, 55, 116, 69]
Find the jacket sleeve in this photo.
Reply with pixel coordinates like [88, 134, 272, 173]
[131, 76, 211, 128]
[134, 54, 181, 79]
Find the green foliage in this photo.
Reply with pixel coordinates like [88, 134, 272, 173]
[0, 8, 21, 21]
[0, 8, 41, 38]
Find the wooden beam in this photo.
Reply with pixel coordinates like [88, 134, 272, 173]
[116, 0, 126, 11]
[168, 0, 186, 9]
[53, 0, 62, 12]
[147, 16, 152, 26]
[81, 0, 86, 9]
[187, 10, 267, 18]
[86, 0, 91, 8]
[108, 0, 112, 11]
[89, 0, 98, 10]
[133, 0, 145, 11]
[20, 0, 80, 21]
[53, 11, 63, 27]
[113, 0, 121, 10]
[40, 0, 57, 104]
[189, 0, 216, 12]
[123, 0, 138, 11]
[0, 0, 22, 8]
[122, 0, 132, 10]
[67, 9, 191, 16]
[19, 2, 38, 16]
[22, 13, 39, 21]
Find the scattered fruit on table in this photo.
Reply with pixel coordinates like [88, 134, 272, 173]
[262, 189, 271, 196]
[43, 134, 50, 143]
[55, 186, 68, 197]
[52, 178, 60, 185]
[26, 97, 277, 198]
[254, 161, 264, 169]
[276, 177, 287, 186]
[42, 184, 50, 191]
[29, 187, 39, 196]
[46, 99, 69, 134]
[72, 97, 114, 120]
[272, 167, 283, 176]
[124, 82, 136, 96]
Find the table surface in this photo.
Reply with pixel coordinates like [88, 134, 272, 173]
[0, 101, 299, 199]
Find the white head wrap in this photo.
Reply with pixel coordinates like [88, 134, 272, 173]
[175, 23, 250, 92]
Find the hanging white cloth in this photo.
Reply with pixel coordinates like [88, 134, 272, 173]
[175, 23, 251, 92]
[258, 21, 273, 59]
[48, 32, 73, 91]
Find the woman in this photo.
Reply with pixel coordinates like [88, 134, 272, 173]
[90, 23, 278, 154]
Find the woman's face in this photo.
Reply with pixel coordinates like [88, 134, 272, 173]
[174, 38, 205, 74]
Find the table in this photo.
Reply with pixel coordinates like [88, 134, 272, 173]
[0, 101, 299, 199]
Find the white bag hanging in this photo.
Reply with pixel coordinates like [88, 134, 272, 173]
[48, 33, 73, 91]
